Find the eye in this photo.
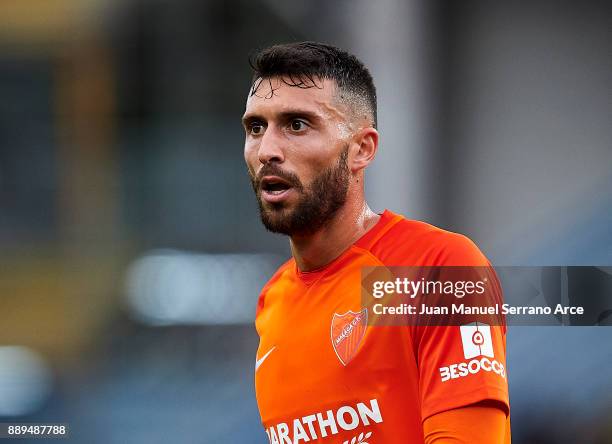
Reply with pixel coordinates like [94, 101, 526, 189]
[248, 122, 265, 135]
[290, 119, 308, 132]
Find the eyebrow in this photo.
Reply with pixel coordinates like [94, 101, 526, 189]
[241, 109, 322, 127]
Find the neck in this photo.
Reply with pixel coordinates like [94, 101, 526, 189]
[289, 201, 380, 272]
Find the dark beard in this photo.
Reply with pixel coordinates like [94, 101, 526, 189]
[250, 147, 350, 236]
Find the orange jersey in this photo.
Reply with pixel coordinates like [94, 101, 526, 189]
[254, 210, 510, 443]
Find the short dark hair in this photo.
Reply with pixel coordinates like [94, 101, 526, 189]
[249, 41, 377, 128]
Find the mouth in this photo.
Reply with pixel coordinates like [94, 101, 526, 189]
[260, 176, 294, 203]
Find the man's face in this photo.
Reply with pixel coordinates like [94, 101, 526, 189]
[242, 77, 353, 235]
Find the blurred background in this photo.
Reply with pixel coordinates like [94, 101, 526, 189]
[0, 0, 610, 442]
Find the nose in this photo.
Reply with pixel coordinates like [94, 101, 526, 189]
[258, 126, 285, 165]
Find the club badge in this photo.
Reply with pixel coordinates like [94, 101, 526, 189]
[331, 308, 368, 366]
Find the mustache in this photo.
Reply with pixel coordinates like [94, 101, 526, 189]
[251, 164, 303, 191]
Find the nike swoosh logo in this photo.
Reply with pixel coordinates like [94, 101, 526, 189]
[255, 346, 276, 372]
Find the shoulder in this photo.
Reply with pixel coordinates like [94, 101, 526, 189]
[369, 215, 490, 266]
[255, 258, 294, 317]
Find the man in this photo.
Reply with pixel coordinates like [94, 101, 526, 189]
[243, 42, 510, 443]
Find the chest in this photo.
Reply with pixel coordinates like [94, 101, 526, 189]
[255, 276, 418, 424]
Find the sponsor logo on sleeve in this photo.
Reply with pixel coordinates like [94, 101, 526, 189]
[460, 323, 494, 359]
[439, 322, 506, 382]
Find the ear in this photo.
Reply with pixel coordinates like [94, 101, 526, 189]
[350, 127, 379, 173]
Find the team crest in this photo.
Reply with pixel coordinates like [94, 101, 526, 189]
[331, 309, 368, 366]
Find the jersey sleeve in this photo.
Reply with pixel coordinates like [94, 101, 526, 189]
[415, 321, 509, 420]
[414, 234, 510, 420]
